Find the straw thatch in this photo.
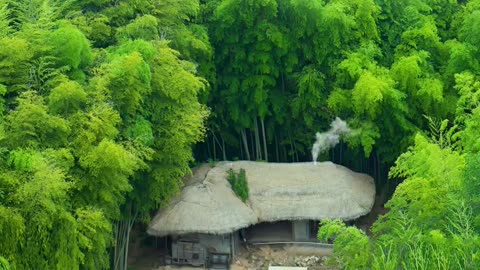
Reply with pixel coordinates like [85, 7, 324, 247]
[147, 165, 258, 236]
[148, 161, 375, 236]
[223, 161, 375, 222]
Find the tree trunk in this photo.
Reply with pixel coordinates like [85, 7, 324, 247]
[222, 137, 226, 161]
[254, 117, 262, 161]
[211, 130, 224, 160]
[291, 135, 299, 162]
[250, 129, 255, 160]
[339, 142, 343, 164]
[274, 133, 280, 162]
[373, 150, 377, 187]
[260, 118, 268, 161]
[113, 221, 119, 269]
[212, 134, 216, 161]
[289, 136, 294, 162]
[376, 151, 383, 194]
[113, 221, 127, 270]
[241, 129, 251, 160]
[205, 135, 211, 160]
[123, 222, 131, 270]
[294, 139, 299, 162]
[239, 134, 244, 160]
[289, 135, 297, 162]
[113, 207, 138, 270]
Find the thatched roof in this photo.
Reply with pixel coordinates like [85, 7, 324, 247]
[147, 164, 257, 236]
[226, 161, 375, 222]
[148, 161, 375, 236]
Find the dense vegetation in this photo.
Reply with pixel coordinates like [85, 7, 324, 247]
[319, 121, 480, 269]
[0, 0, 479, 269]
[0, 0, 208, 269]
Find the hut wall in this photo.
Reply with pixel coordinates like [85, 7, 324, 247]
[232, 232, 242, 257]
[292, 220, 309, 241]
[198, 234, 232, 254]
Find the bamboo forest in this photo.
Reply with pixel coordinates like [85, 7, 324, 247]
[1, 0, 480, 269]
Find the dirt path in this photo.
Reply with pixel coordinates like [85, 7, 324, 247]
[230, 245, 337, 270]
[136, 245, 338, 270]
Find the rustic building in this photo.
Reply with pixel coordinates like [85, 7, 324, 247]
[147, 161, 376, 267]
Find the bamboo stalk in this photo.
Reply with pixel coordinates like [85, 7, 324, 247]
[212, 134, 216, 161]
[275, 133, 279, 162]
[254, 117, 262, 160]
[222, 136, 226, 161]
[239, 133, 244, 160]
[241, 129, 251, 160]
[249, 129, 255, 160]
[261, 118, 268, 161]
[211, 129, 225, 160]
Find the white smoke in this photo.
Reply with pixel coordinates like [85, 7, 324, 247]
[312, 117, 351, 164]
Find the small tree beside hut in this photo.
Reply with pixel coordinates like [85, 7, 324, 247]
[228, 168, 249, 202]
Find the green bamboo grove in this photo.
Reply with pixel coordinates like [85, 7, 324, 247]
[0, 0, 480, 269]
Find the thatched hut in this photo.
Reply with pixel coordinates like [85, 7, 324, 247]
[148, 161, 375, 266]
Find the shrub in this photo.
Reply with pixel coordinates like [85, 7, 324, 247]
[227, 168, 249, 202]
[0, 256, 10, 270]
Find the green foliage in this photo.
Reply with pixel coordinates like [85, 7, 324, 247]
[459, 10, 480, 48]
[385, 134, 464, 230]
[76, 208, 112, 270]
[69, 104, 121, 155]
[49, 22, 93, 72]
[0, 0, 11, 38]
[0, 37, 32, 92]
[322, 131, 480, 269]
[99, 52, 152, 118]
[464, 152, 480, 228]
[461, 107, 480, 154]
[344, 120, 380, 157]
[78, 140, 141, 218]
[125, 117, 154, 147]
[48, 80, 87, 115]
[0, 1, 209, 269]
[454, 72, 480, 126]
[318, 219, 370, 270]
[4, 91, 70, 148]
[352, 71, 392, 118]
[116, 15, 159, 41]
[0, 256, 10, 270]
[0, 206, 24, 265]
[291, 65, 327, 128]
[424, 116, 459, 149]
[4, 0, 480, 269]
[227, 168, 249, 202]
[8, 154, 84, 270]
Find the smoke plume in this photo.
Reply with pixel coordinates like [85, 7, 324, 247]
[312, 117, 351, 164]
